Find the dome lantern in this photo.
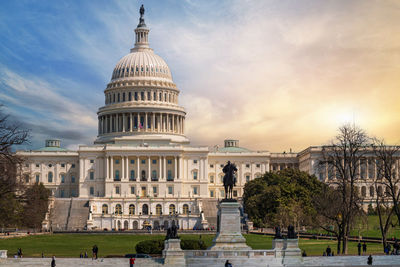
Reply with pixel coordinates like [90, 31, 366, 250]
[133, 5, 150, 50]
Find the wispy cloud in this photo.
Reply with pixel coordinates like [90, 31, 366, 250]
[0, 0, 399, 152]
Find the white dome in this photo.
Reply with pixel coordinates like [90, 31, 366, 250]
[111, 49, 173, 82]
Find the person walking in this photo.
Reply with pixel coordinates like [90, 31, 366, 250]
[326, 245, 332, 256]
[51, 256, 56, 267]
[363, 242, 367, 254]
[225, 260, 233, 267]
[367, 255, 373, 265]
[94, 245, 98, 259]
[129, 257, 135, 267]
[357, 242, 362, 256]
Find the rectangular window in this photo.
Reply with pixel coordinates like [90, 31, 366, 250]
[210, 190, 214, 197]
[220, 164, 224, 168]
[130, 159, 135, 164]
[256, 164, 260, 168]
[115, 159, 119, 164]
[35, 174, 40, 183]
[152, 159, 157, 164]
[60, 189, 65, 198]
[193, 160, 198, 164]
[210, 164, 214, 168]
[193, 171, 198, 180]
[36, 163, 40, 168]
[129, 92, 132, 101]
[246, 175, 250, 182]
[61, 174, 65, 183]
[210, 175, 214, 183]
[115, 186, 120, 194]
[141, 159, 146, 164]
[90, 172, 94, 180]
[167, 159, 172, 164]
[131, 186, 135, 194]
[60, 163, 65, 168]
[90, 187, 94, 196]
[123, 92, 125, 101]
[90, 159, 94, 163]
[233, 190, 238, 197]
[71, 175, 75, 183]
[153, 186, 157, 194]
[193, 187, 198, 195]
[71, 164, 75, 168]
[167, 170, 173, 181]
[134, 92, 138, 101]
[220, 190, 225, 198]
[130, 170, 135, 181]
[246, 164, 250, 168]
[168, 186, 173, 194]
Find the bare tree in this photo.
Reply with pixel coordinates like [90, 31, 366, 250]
[372, 139, 400, 226]
[319, 124, 369, 254]
[0, 107, 30, 227]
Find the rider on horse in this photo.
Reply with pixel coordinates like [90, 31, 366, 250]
[222, 161, 237, 199]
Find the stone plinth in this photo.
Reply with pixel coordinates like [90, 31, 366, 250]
[282, 239, 302, 266]
[0, 250, 7, 259]
[272, 239, 284, 257]
[162, 239, 185, 267]
[209, 201, 250, 251]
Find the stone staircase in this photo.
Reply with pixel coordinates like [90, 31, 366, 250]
[49, 198, 71, 231]
[66, 199, 90, 230]
[201, 199, 219, 228]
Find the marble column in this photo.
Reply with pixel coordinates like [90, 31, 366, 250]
[121, 156, 125, 180]
[137, 113, 140, 132]
[126, 156, 129, 180]
[122, 114, 126, 132]
[159, 156, 162, 180]
[163, 156, 167, 180]
[130, 113, 133, 132]
[174, 156, 177, 180]
[106, 156, 109, 180]
[152, 113, 155, 132]
[148, 156, 151, 180]
[145, 113, 148, 132]
[137, 156, 140, 181]
[110, 156, 113, 180]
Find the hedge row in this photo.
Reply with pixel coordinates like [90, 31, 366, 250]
[135, 239, 207, 254]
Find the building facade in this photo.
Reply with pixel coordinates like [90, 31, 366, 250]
[16, 10, 400, 231]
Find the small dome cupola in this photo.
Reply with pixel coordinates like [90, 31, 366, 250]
[134, 4, 150, 50]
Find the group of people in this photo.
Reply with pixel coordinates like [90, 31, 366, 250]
[79, 245, 99, 259]
[357, 241, 368, 255]
[323, 245, 334, 256]
[384, 239, 400, 255]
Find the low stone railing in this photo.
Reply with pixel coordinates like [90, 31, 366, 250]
[184, 249, 276, 258]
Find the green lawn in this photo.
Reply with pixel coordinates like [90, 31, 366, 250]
[307, 215, 400, 239]
[0, 233, 387, 257]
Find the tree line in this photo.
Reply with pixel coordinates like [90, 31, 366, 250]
[0, 107, 50, 229]
[243, 124, 400, 255]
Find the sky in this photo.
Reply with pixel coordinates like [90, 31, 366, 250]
[1, 0, 400, 152]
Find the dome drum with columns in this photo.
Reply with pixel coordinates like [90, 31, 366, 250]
[95, 10, 188, 145]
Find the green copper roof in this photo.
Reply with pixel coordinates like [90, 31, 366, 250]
[36, 146, 69, 152]
[217, 146, 252, 153]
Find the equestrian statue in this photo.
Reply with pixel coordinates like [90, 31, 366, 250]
[222, 161, 237, 200]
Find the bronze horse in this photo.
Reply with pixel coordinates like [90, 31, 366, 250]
[222, 161, 237, 199]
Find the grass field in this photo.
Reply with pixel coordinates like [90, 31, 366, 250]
[307, 215, 400, 239]
[0, 233, 387, 257]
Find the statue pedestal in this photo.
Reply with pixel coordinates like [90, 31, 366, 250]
[282, 239, 302, 266]
[209, 201, 250, 250]
[163, 239, 185, 267]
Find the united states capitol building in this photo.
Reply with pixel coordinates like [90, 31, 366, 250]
[16, 10, 397, 231]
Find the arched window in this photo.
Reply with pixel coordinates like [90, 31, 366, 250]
[169, 204, 175, 215]
[142, 204, 149, 215]
[156, 204, 162, 215]
[115, 204, 122, 215]
[152, 170, 157, 181]
[102, 204, 108, 214]
[129, 204, 135, 215]
[369, 186, 374, 197]
[378, 186, 383, 197]
[361, 186, 366, 197]
[141, 170, 146, 181]
[48, 172, 53, 183]
[130, 170, 135, 181]
[115, 170, 120, 181]
[182, 204, 189, 215]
